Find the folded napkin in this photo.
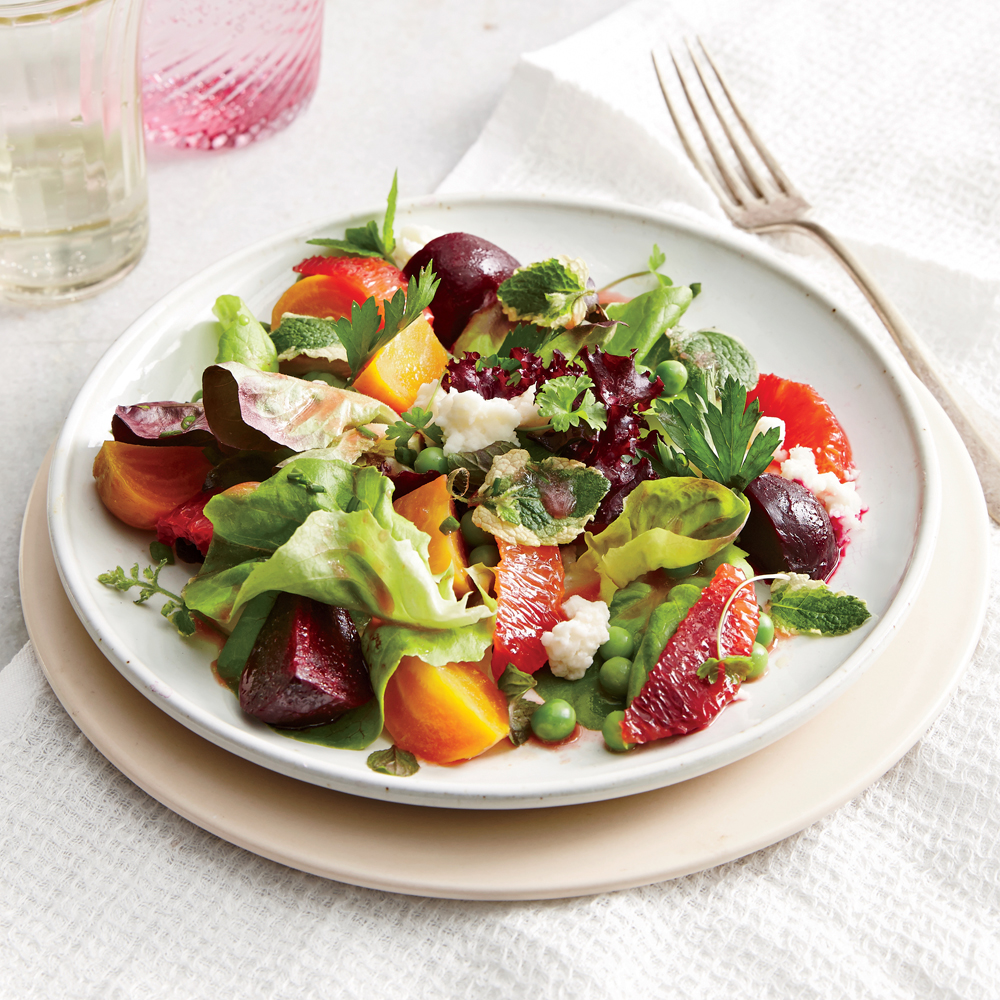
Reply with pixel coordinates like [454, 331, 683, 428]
[3, 2, 999, 998]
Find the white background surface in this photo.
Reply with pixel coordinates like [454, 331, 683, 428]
[3, 0, 1000, 997]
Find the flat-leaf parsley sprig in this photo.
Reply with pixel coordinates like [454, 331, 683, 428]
[385, 405, 444, 448]
[656, 375, 781, 492]
[534, 374, 608, 433]
[330, 264, 439, 380]
[306, 172, 399, 264]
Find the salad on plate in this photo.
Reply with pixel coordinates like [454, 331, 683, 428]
[93, 177, 872, 778]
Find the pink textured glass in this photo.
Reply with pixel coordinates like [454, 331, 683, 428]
[141, 0, 323, 151]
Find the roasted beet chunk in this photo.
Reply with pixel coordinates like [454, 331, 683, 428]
[741, 474, 839, 580]
[239, 594, 374, 728]
[402, 232, 519, 348]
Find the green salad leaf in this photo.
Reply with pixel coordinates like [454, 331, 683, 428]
[215, 591, 279, 691]
[472, 450, 610, 546]
[579, 478, 750, 601]
[770, 575, 872, 636]
[664, 327, 757, 399]
[625, 583, 702, 704]
[213, 295, 279, 373]
[603, 282, 693, 364]
[306, 172, 399, 263]
[533, 662, 624, 731]
[497, 256, 594, 329]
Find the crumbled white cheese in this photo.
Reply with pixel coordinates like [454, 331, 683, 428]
[749, 416, 785, 459]
[779, 445, 864, 529]
[540, 596, 611, 681]
[389, 224, 446, 269]
[413, 380, 544, 454]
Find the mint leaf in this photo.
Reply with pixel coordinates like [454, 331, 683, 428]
[367, 745, 420, 777]
[536, 375, 607, 432]
[533, 662, 624, 731]
[474, 450, 610, 546]
[306, 172, 399, 264]
[497, 257, 595, 328]
[658, 376, 780, 492]
[509, 696, 538, 746]
[270, 314, 345, 357]
[770, 576, 872, 636]
[498, 663, 537, 700]
[149, 541, 174, 565]
[664, 327, 757, 401]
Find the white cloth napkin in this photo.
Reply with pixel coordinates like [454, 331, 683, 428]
[4, 2, 1000, 998]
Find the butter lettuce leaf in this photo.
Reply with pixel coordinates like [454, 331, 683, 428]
[202, 361, 395, 451]
[603, 283, 693, 363]
[185, 457, 422, 623]
[213, 296, 279, 373]
[579, 478, 750, 601]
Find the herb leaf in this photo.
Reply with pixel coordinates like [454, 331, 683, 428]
[498, 663, 537, 700]
[696, 656, 753, 684]
[770, 575, 872, 636]
[98, 561, 198, 637]
[497, 257, 595, 329]
[333, 263, 439, 379]
[366, 745, 420, 777]
[306, 172, 399, 263]
[535, 375, 608, 432]
[385, 404, 444, 447]
[658, 376, 780, 492]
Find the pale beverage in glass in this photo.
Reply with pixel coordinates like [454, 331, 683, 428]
[0, 0, 148, 302]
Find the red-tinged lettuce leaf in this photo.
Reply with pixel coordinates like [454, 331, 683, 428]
[202, 361, 396, 452]
[564, 349, 665, 531]
[443, 347, 580, 399]
[366, 459, 438, 499]
[112, 402, 215, 448]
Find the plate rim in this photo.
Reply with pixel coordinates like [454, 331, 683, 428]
[22, 378, 982, 899]
[46, 192, 942, 808]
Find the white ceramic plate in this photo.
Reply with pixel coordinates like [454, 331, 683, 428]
[47, 195, 940, 809]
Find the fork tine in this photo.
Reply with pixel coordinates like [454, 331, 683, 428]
[651, 51, 738, 211]
[658, 49, 756, 209]
[695, 38, 802, 199]
[684, 38, 769, 200]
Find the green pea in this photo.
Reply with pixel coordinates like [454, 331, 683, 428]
[414, 446, 448, 474]
[460, 509, 491, 548]
[599, 657, 631, 700]
[664, 561, 702, 579]
[531, 699, 577, 742]
[755, 612, 775, 649]
[602, 710, 635, 752]
[467, 544, 500, 568]
[394, 445, 417, 468]
[599, 625, 634, 661]
[655, 360, 688, 397]
[746, 642, 769, 679]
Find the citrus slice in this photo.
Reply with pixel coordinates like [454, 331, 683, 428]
[622, 564, 759, 743]
[747, 373, 853, 480]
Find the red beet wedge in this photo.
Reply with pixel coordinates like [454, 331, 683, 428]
[402, 232, 519, 349]
[741, 473, 839, 581]
[623, 564, 759, 744]
[239, 593, 374, 728]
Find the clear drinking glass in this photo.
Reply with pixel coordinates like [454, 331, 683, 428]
[0, 0, 148, 302]
[141, 0, 324, 151]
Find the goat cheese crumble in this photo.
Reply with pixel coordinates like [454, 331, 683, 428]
[413, 380, 542, 454]
[390, 224, 446, 269]
[779, 446, 864, 529]
[540, 596, 611, 681]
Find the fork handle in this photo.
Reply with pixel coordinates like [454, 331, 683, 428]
[759, 218, 1000, 524]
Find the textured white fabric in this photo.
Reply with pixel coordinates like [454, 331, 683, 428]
[4, 1, 1000, 997]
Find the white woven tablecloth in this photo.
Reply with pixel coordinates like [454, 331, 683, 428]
[3, 1, 999, 997]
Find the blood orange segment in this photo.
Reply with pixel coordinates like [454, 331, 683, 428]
[747, 373, 853, 480]
[623, 563, 759, 744]
[491, 539, 566, 679]
[272, 256, 408, 328]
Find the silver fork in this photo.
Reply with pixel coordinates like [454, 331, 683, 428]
[653, 40, 1000, 524]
